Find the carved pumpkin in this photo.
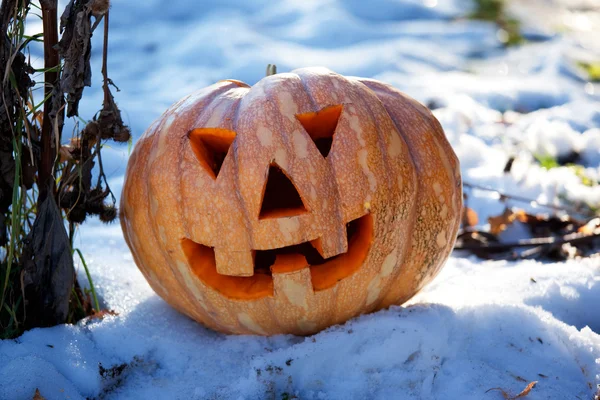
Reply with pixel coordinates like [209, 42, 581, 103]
[120, 67, 462, 335]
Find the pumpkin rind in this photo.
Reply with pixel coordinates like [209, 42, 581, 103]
[120, 67, 462, 335]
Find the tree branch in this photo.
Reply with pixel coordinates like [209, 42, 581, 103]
[454, 230, 600, 252]
[463, 181, 595, 217]
[101, 9, 109, 104]
[39, 0, 59, 203]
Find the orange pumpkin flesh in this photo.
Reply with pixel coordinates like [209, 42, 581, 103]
[120, 67, 462, 335]
[181, 239, 273, 300]
[309, 213, 373, 290]
[181, 213, 374, 301]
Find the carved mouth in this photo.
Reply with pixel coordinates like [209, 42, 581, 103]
[181, 213, 373, 300]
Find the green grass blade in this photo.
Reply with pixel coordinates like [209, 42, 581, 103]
[1, 136, 23, 312]
[74, 248, 100, 312]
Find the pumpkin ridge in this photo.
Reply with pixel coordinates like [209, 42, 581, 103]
[361, 79, 460, 306]
[177, 84, 238, 237]
[138, 118, 207, 319]
[398, 93, 462, 275]
[352, 79, 414, 195]
[257, 79, 311, 222]
[246, 75, 340, 254]
[227, 90, 255, 254]
[347, 79, 420, 310]
[169, 85, 240, 324]
[120, 133, 179, 306]
[386, 85, 461, 217]
[372, 106, 421, 309]
[229, 82, 275, 250]
[292, 72, 342, 162]
[407, 100, 462, 203]
[294, 71, 319, 110]
[294, 71, 348, 243]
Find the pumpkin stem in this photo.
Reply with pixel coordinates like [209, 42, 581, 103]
[266, 64, 277, 76]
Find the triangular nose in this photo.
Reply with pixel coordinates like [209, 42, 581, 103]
[259, 163, 307, 219]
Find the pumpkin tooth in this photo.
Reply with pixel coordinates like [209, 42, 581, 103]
[316, 224, 348, 259]
[309, 237, 325, 258]
[214, 247, 254, 277]
[272, 266, 313, 317]
[181, 238, 273, 300]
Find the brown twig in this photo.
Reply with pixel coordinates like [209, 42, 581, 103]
[39, 0, 59, 203]
[463, 181, 595, 217]
[95, 9, 116, 205]
[454, 230, 600, 252]
[96, 8, 109, 192]
[101, 10, 110, 104]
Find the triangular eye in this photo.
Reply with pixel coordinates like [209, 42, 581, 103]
[259, 163, 307, 219]
[189, 128, 236, 179]
[296, 104, 343, 157]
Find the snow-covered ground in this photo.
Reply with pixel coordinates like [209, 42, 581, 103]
[2, 0, 600, 399]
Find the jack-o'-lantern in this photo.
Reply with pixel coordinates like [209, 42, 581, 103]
[120, 67, 462, 335]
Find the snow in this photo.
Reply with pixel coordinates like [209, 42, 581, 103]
[582, 129, 600, 166]
[2, 0, 600, 399]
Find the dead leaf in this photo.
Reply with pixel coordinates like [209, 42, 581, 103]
[22, 195, 75, 328]
[488, 207, 584, 238]
[513, 381, 537, 398]
[488, 208, 520, 235]
[92, 85, 131, 143]
[59, 144, 75, 163]
[516, 211, 583, 237]
[455, 230, 502, 259]
[486, 381, 537, 399]
[90, 0, 110, 18]
[578, 217, 600, 235]
[88, 309, 119, 320]
[57, 0, 94, 117]
[462, 206, 479, 228]
[33, 388, 46, 400]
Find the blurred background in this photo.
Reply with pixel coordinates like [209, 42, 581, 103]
[25, 0, 599, 137]
[24, 0, 599, 248]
